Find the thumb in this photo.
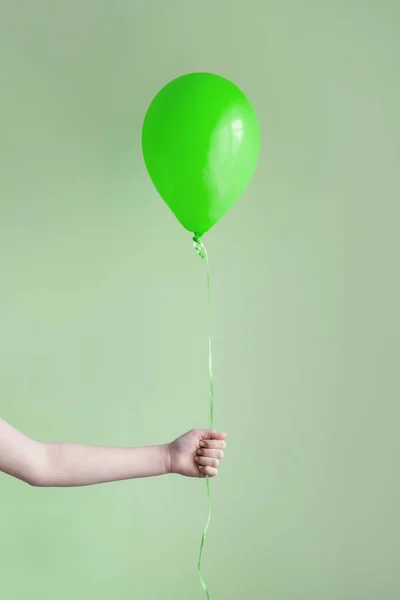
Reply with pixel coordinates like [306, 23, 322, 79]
[195, 429, 227, 441]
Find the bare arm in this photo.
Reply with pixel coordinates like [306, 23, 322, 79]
[0, 417, 168, 486]
[0, 418, 226, 487]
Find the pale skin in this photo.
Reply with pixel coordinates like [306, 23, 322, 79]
[0, 418, 227, 487]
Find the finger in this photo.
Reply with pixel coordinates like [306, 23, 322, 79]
[195, 456, 219, 468]
[197, 448, 224, 459]
[198, 465, 209, 478]
[199, 440, 226, 450]
[199, 465, 218, 477]
[209, 430, 227, 440]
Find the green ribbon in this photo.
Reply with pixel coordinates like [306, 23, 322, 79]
[193, 234, 214, 599]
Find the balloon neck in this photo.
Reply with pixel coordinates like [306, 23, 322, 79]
[193, 233, 205, 259]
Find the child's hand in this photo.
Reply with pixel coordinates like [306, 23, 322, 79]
[166, 429, 227, 478]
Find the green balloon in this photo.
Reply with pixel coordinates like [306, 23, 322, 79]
[142, 72, 260, 236]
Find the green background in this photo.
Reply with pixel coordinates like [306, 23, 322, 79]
[0, 2, 399, 599]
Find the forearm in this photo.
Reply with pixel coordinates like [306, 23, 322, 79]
[38, 442, 170, 487]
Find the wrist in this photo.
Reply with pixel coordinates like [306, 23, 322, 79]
[161, 443, 172, 475]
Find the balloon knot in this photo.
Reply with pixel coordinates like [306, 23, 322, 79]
[193, 234, 205, 259]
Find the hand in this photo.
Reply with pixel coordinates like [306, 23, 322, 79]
[166, 429, 227, 478]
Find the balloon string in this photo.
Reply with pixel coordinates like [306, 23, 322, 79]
[193, 234, 214, 600]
